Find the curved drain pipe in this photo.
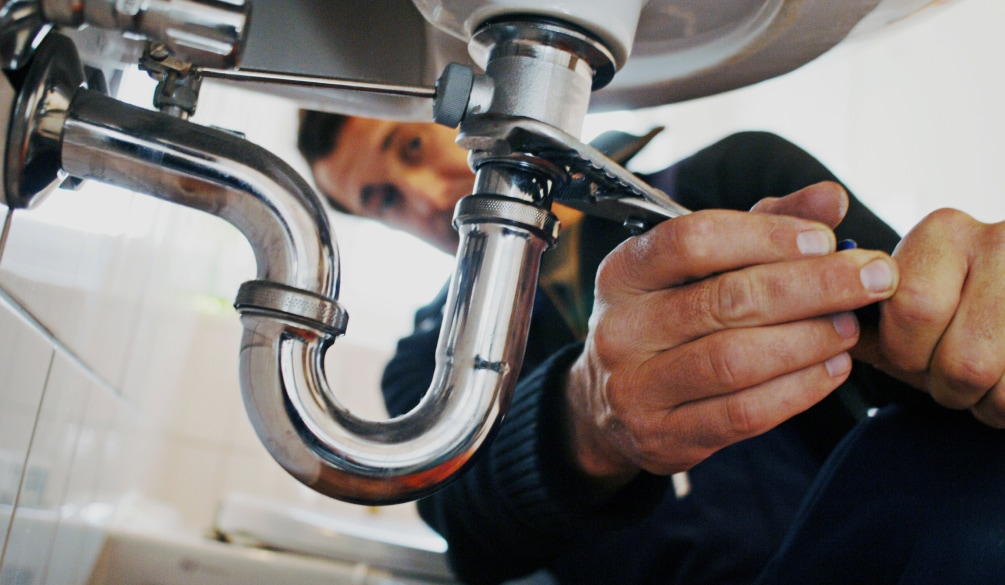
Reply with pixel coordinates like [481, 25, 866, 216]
[60, 89, 555, 504]
[14, 33, 557, 504]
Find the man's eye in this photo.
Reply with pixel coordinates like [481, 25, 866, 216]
[401, 136, 422, 164]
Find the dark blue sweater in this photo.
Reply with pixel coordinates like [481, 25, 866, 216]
[381, 132, 908, 584]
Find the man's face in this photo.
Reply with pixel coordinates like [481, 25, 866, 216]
[311, 117, 474, 253]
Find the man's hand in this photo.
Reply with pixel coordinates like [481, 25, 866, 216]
[563, 183, 899, 488]
[856, 209, 1005, 428]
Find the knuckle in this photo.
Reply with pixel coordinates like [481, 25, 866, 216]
[595, 250, 626, 292]
[590, 317, 620, 360]
[704, 336, 741, 389]
[885, 281, 951, 340]
[893, 295, 943, 329]
[713, 271, 762, 324]
[933, 349, 1002, 400]
[972, 404, 1005, 429]
[604, 226, 669, 290]
[928, 384, 969, 410]
[723, 395, 761, 438]
[818, 260, 853, 298]
[590, 307, 645, 364]
[912, 208, 973, 239]
[923, 207, 971, 230]
[668, 213, 717, 264]
[597, 233, 659, 292]
[604, 374, 634, 415]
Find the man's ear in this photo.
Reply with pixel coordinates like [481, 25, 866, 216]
[749, 181, 849, 229]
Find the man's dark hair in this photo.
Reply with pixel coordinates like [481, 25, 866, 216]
[297, 109, 350, 164]
[297, 109, 350, 211]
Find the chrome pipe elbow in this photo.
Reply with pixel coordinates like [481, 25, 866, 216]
[61, 90, 336, 293]
[240, 198, 557, 503]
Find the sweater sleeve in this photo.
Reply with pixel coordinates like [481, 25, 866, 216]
[380, 131, 915, 583]
[382, 296, 669, 584]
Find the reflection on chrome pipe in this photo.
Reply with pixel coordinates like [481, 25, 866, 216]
[241, 206, 556, 502]
[60, 90, 335, 292]
[40, 0, 250, 68]
[57, 88, 557, 504]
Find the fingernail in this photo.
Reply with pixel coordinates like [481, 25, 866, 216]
[825, 352, 852, 377]
[831, 312, 859, 339]
[797, 230, 832, 256]
[860, 259, 895, 293]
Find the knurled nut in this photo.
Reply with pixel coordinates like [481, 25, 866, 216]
[234, 280, 348, 335]
[453, 195, 560, 246]
[433, 63, 474, 128]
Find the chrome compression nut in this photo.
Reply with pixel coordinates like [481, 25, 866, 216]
[453, 195, 560, 247]
[235, 280, 348, 336]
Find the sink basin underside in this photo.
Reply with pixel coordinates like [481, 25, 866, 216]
[67, 0, 948, 119]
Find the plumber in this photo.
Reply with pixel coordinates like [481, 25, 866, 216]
[298, 112, 1005, 585]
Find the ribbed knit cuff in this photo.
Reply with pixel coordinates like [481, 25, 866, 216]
[489, 342, 670, 537]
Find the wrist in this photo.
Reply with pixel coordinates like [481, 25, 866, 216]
[561, 354, 641, 494]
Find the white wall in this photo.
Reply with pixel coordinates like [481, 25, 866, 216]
[1, 0, 1002, 581]
[585, 0, 1005, 235]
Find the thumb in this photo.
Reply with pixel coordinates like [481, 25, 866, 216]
[750, 181, 849, 229]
